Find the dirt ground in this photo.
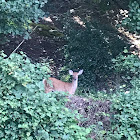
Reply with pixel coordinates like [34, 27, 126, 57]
[66, 95, 111, 139]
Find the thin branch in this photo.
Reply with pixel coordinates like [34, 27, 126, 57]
[8, 25, 38, 58]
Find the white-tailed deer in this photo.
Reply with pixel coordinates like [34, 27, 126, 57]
[43, 70, 83, 95]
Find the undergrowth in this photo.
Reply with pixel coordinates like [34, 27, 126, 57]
[73, 50, 140, 140]
[106, 51, 140, 140]
[0, 52, 91, 140]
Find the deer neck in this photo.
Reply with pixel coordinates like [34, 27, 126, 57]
[71, 78, 78, 92]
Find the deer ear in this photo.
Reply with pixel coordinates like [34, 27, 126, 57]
[69, 70, 73, 75]
[43, 79, 47, 86]
[78, 69, 83, 75]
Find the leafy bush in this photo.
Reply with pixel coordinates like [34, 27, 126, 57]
[112, 49, 140, 89]
[0, 0, 47, 40]
[122, 0, 140, 33]
[0, 52, 91, 140]
[106, 52, 140, 140]
[107, 87, 140, 140]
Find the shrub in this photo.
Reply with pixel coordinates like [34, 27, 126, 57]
[112, 49, 140, 89]
[106, 52, 140, 140]
[122, 0, 140, 33]
[0, 0, 48, 41]
[0, 52, 91, 140]
[107, 87, 140, 140]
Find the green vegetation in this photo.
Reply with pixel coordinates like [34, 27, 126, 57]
[108, 88, 140, 139]
[0, 52, 91, 140]
[112, 49, 140, 90]
[61, 20, 128, 90]
[105, 51, 140, 139]
[0, 0, 140, 139]
[81, 51, 140, 139]
[0, 0, 47, 42]
[122, 0, 140, 33]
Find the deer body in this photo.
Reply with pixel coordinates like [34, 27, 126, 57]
[43, 70, 83, 95]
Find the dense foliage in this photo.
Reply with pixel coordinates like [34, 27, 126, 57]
[112, 49, 140, 89]
[122, 0, 140, 33]
[62, 19, 127, 90]
[0, 52, 91, 140]
[108, 83, 140, 139]
[0, 0, 140, 139]
[106, 52, 140, 140]
[0, 0, 47, 41]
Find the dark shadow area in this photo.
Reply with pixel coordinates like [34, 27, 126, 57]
[0, 0, 132, 91]
[44, 0, 131, 91]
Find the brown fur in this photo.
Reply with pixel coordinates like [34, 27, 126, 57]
[43, 70, 83, 95]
